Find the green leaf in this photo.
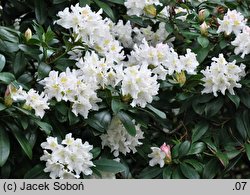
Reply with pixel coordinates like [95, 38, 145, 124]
[245, 143, 250, 161]
[107, 0, 124, 4]
[34, 0, 47, 24]
[24, 164, 45, 179]
[93, 0, 116, 21]
[18, 44, 42, 59]
[0, 103, 7, 111]
[33, 119, 52, 135]
[163, 166, 172, 179]
[192, 94, 213, 115]
[0, 27, 19, 42]
[184, 159, 203, 173]
[79, 0, 93, 6]
[13, 52, 26, 76]
[138, 166, 162, 179]
[235, 112, 249, 140]
[191, 122, 209, 143]
[197, 36, 209, 48]
[0, 72, 15, 84]
[0, 54, 6, 72]
[38, 62, 51, 79]
[53, 0, 67, 4]
[239, 90, 250, 108]
[87, 110, 111, 133]
[172, 143, 181, 158]
[204, 97, 224, 117]
[227, 92, 240, 108]
[178, 140, 191, 157]
[0, 125, 10, 167]
[216, 151, 229, 167]
[0, 40, 19, 53]
[94, 159, 126, 174]
[111, 97, 127, 114]
[146, 105, 166, 119]
[117, 111, 136, 136]
[8, 123, 32, 159]
[172, 167, 185, 179]
[180, 163, 200, 179]
[68, 111, 80, 125]
[197, 47, 210, 63]
[188, 142, 206, 155]
[91, 147, 101, 159]
[202, 158, 220, 178]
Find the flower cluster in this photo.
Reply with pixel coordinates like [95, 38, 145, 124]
[56, 3, 124, 63]
[201, 54, 246, 97]
[121, 65, 159, 107]
[100, 116, 144, 157]
[128, 40, 199, 80]
[41, 68, 101, 118]
[231, 26, 250, 58]
[148, 143, 171, 168]
[217, 9, 247, 35]
[10, 86, 49, 118]
[40, 133, 95, 179]
[111, 20, 172, 48]
[124, 0, 162, 16]
[75, 51, 122, 89]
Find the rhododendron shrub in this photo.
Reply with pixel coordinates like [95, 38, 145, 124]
[0, 0, 250, 179]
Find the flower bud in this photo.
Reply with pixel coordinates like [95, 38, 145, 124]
[144, 5, 157, 17]
[24, 28, 32, 41]
[122, 94, 131, 103]
[4, 85, 14, 107]
[175, 71, 186, 86]
[200, 21, 209, 36]
[160, 143, 172, 164]
[198, 9, 209, 22]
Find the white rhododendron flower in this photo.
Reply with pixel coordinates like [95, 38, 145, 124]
[201, 54, 246, 96]
[217, 9, 247, 35]
[25, 89, 49, 118]
[10, 87, 49, 118]
[133, 22, 172, 46]
[231, 26, 250, 58]
[100, 116, 144, 157]
[56, 3, 124, 63]
[41, 133, 95, 179]
[148, 143, 172, 168]
[75, 51, 122, 88]
[121, 64, 159, 107]
[148, 147, 166, 168]
[124, 0, 162, 16]
[128, 39, 199, 80]
[175, 7, 188, 21]
[41, 68, 101, 119]
[111, 20, 134, 48]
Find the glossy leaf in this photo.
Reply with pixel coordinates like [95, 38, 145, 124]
[94, 159, 126, 174]
[178, 140, 191, 157]
[138, 166, 162, 179]
[191, 122, 209, 143]
[0, 54, 6, 72]
[34, 0, 47, 24]
[0, 72, 15, 84]
[202, 159, 220, 179]
[0, 125, 10, 167]
[93, 0, 116, 21]
[9, 123, 32, 160]
[117, 111, 136, 136]
[180, 163, 200, 179]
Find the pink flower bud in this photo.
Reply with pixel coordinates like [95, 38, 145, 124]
[160, 143, 172, 163]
